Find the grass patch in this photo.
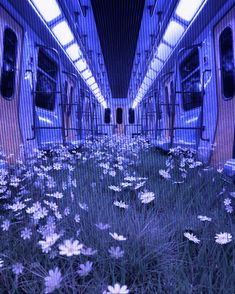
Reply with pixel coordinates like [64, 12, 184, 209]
[0, 136, 235, 293]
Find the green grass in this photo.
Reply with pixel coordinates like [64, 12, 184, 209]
[0, 137, 235, 293]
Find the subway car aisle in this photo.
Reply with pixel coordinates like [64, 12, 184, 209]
[0, 0, 235, 293]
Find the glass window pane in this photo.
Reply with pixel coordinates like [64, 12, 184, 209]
[180, 48, 202, 111]
[104, 108, 111, 124]
[1, 28, 17, 99]
[116, 107, 123, 124]
[35, 49, 57, 111]
[219, 27, 234, 99]
[129, 108, 135, 124]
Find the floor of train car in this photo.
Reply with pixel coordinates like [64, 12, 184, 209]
[0, 136, 235, 293]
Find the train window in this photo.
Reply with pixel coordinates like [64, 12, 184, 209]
[116, 107, 123, 124]
[104, 108, 111, 124]
[180, 48, 202, 111]
[0, 28, 17, 99]
[35, 49, 57, 111]
[129, 108, 135, 124]
[219, 27, 234, 99]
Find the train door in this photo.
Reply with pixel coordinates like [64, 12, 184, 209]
[211, 7, 235, 166]
[63, 76, 75, 142]
[0, 6, 23, 164]
[116, 107, 124, 135]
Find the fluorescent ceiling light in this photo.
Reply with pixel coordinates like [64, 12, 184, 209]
[143, 76, 153, 87]
[150, 58, 162, 71]
[52, 20, 74, 46]
[101, 101, 107, 108]
[141, 82, 149, 91]
[93, 88, 100, 95]
[31, 0, 61, 22]
[95, 92, 101, 97]
[90, 83, 98, 91]
[86, 77, 95, 86]
[156, 43, 171, 61]
[75, 59, 87, 72]
[163, 20, 185, 46]
[81, 68, 92, 80]
[175, 0, 204, 22]
[146, 68, 157, 80]
[66, 43, 82, 61]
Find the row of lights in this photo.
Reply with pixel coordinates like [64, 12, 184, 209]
[132, 0, 207, 109]
[29, 0, 108, 108]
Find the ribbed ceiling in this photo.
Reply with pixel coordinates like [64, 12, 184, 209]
[91, 0, 145, 98]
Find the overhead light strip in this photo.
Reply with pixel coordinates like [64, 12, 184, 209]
[132, 0, 208, 108]
[28, 0, 108, 108]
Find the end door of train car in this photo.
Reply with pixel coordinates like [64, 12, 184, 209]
[0, 5, 23, 164]
[116, 107, 125, 135]
[211, 6, 235, 166]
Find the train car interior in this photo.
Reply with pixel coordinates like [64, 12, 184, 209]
[0, 0, 235, 293]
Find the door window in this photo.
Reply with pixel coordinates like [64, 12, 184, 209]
[129, 108, 135, 124]
[104, 108, 111, 124]
[180, 48, 202, 110]
[1, 28, 17, 99]
[116, 107, 123, 124]
[35, 49, 58, 110]
[219, 27, 234, 99]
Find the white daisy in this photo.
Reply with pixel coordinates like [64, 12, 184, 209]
[79, 202, 88, 211]
[184, 232, 200, 244]
[106, 283, 129, 294]
[159, 169, 171, 179]
[44, 267, 62, 294]
[12, 262, 24, 275]
[121, 182, 133, 188]
[21, 228, 32, 240]
[108, 185, 121, 192]
[109, 232, 127, 241]
[113, 200, 129, 209]
[215, 232, 232, 245]
[224, 198, 231, 206]
[81, 247, 97, 256]
[58, 239, 83, 257]
[77, 261, 93, 277]
[38, 233, 61, 253]
[138, 191, 155, 204]
[225, 205, 233, 213]
[197, 215, 212, 222]
[1, 219, 10, 231]
[95, 223, 111, 230]
[0, 258, 4, 268]
[134, 181, 146, 190]
[74, 214, 80, 223]
[108, 246, 124, 259]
